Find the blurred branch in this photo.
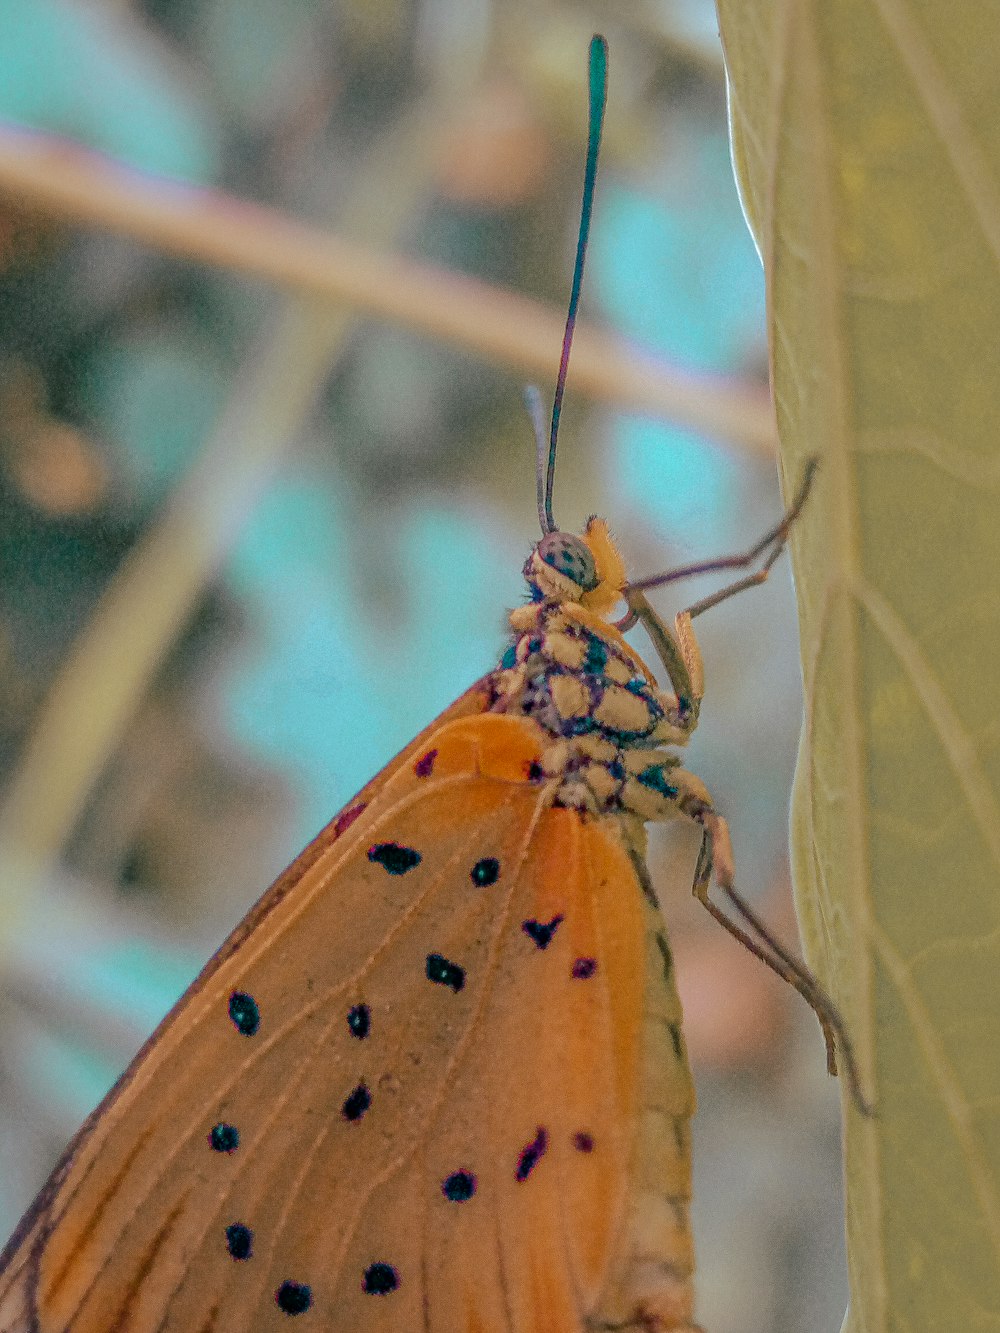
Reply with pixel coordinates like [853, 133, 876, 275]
[0, 123, 776, 456]
[0, 298, 348, 894]
[0, 100, 449, 894]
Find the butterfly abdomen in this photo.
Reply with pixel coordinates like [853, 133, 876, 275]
[579, 832, 700, 1333]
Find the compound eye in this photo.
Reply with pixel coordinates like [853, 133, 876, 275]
[537, 532, 599, 591]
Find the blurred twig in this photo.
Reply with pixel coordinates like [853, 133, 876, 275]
[0, 298, 345, 896]
[0, 100, 452, 896]
[0, 124, 776, 456]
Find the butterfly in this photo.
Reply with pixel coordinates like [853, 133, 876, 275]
[0, 34, 867, 1333]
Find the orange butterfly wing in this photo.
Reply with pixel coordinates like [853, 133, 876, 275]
[0, 681, 492, 1327]
[0, 693, 695, 1332]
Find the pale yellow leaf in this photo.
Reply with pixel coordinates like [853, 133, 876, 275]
[716, 2, 1000, 1329]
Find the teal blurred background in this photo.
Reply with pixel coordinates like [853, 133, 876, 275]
[0, 3, 847, 1330]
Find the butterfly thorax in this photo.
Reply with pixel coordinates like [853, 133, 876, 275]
[489, 522, 693, 821]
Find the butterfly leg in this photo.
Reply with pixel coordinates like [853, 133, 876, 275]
[671, 772, 873, 1117]
[617, 460, 818, 735]
[625, 460, 817, 606]
[677, 463, 815, 624]
[620, 588, 704, 739]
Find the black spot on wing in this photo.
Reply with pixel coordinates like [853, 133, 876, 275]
[334, 803, 366, 837]
[470, 856, 500, 887]
[363, 1262, 400, 1295]
[209, 1123, 239, 1153]
[228, 991, 260, 1036]
[275, 1280, 312, 1314]
[342, 1083, 372, 1121]
[347, 1003, 370, 1039]
[515, 1126, 548, 1181]
[225, 1223, 253, 1260]
[426, 953, 465, 992]
[442, 1170, 477, 1202]
[522, 915, 564, 950]
[368, 842, 421, 874]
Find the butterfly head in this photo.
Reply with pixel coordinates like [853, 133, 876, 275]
[525, 517, 626, 618]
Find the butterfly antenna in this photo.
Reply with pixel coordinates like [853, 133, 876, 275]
[540, 32, 608, 536]
[524, 386, 551, 532]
